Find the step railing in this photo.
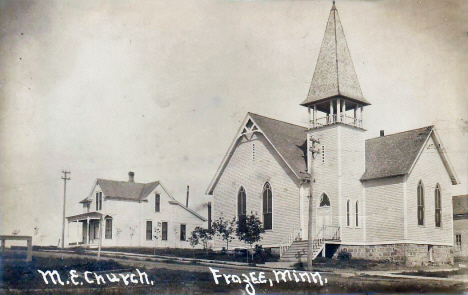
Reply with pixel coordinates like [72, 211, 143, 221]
[279, 228, 302, 257]
[322, 225, 340, 241]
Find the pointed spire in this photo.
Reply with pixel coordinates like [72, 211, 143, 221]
[301, 2, 370, 107]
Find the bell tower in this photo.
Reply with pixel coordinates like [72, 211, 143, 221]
[302, 2, 369, 243]
[301, 1, 370, 128]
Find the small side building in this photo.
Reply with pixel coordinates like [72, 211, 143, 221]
[453, 195, 468, 259]
[67, 172, 206, 248]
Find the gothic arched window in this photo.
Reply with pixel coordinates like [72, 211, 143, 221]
[319, 194, 330, 207]
[435, 184, 441, 227]
[262, 183, 272, 230]
[346, 200, 350, 227]
[238, 187, 247, 223]
[355, 201, 359, 227]
[417, 180, 425, 226]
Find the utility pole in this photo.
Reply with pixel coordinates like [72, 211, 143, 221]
[61, 170, 71, 249]
[307, 135, 320, 270]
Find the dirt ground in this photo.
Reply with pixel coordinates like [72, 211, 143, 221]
[1, 250, 467, 294]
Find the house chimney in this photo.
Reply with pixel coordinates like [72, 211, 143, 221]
[380, 130, 385, 137]
[128, 171, 135, 182]
[186, 185, 189, 207]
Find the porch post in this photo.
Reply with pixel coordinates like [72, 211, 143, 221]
[329, 101, 334, 123]
[86, 217, 90, 244]
[313, 105, 317, 127]
[337, 99, 341, 122]
[342, 100, 346, 122]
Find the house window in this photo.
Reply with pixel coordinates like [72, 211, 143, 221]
[146, 221, 152, 240]
[95, 192, 102, 211]
[322, 145, 325, 163]
[435, 184, 441, 227]
[86, 203, 90, 212]
[105, 218, 112, 239]
[162, 222, 168, 241]
[93, 222, 99, 239]
[180, 224, 186, 241]
[346, 200, 350, 227]
[262, 182, 273, 230]
[155, 194, 160, 212]
[417, 180, 425, 225]
[355, 201, 359, 227]
[238, 187, 247, 225]
[456, 234, 462, 251]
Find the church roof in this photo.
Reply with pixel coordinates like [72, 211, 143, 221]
[453, 195, 468, 216]
[300, 2, 370, 107]
[249, 113, 308, 177]
[361, 126, 433, 181]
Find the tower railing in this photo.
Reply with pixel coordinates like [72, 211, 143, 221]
[310, 114, 362, 129]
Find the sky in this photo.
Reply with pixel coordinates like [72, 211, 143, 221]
[1, 0, 467, 246]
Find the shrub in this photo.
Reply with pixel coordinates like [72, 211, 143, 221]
[337, 250, 352, 260]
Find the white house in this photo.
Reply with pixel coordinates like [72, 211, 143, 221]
[67, 172, 206, 248]
[206, 2, 459, 265]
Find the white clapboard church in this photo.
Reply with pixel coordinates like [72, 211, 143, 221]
[206, 2, 459, 265]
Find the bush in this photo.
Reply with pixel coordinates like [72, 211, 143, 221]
[337, 250, 352, 260]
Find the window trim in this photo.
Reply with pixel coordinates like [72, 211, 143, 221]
[105, 217, 112, 239]
[262, 182, 273, 231]
[417, 180, 425, 226]
[435, 184, 442, 228]
[155, 193, 161, 213]
[346, 199, 350, 227]
[237, 186, 247, 221]
[180, 224, 186, 241]
[161, 221, 168, 241]
[146, 220, 153, 241]
[355, 201, 359, 228]
[95, 192, 103, 211]
[455, 234, 462, 251]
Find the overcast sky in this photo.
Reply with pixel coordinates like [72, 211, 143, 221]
[1, 0, 467, 245]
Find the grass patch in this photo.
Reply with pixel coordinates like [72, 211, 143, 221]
[399, 269, 468, 278]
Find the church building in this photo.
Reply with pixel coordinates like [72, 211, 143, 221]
[206, 2, 459, 265]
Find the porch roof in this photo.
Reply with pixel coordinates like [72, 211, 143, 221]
[67, 212, 103, 222]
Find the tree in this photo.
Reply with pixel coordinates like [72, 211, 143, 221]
[212, 215, 236, 251]
[188, 227, 214, 255]
[236, 212, 264, 262]
[115, 228, 123, 246]
[153, 226, 161, 255]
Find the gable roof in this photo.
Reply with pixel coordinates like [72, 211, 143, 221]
[206, 113, 308, 195]
[249, 113, 308, 177]
[80, 178, 207, 221]
[453, 195, 468, 216]
[80, 179, 160, 202]
[361, 126, 433, 181]
[207, 113, 459, 194]
[361, 126, 459, 184]
[300, 2, 370, 107]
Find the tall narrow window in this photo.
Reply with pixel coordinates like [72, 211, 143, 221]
[417, 180, 425, 225]
[238, 187, 247, 226]
[99, 192, 102, 210]
[262, 183, 273, 230]
[456, 234, 462, 251]
[96, 192, 99, 210]
[346, 200, 350, 227]
[105, 218, 112, 239]
[146, 221, 152, 240]
[95, 192, 102, 210]
[355, 201, 359, 227]
[162, 222, 168, 241]
[435, 184, 441, 227]
[180, 224, 186, 241]
[155, 194, 160, 212]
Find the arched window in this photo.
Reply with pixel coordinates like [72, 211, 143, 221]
[238, 187, 247, 224]
[435, 184, 441, 227]
[355, 201, 359, 227]
[346, 200, 350, 227]
[262, 183, 272, 230]
[319, 194, 330, 207]
[417, 180, 425, 225]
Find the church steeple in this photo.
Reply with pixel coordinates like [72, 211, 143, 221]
[301, 2, 370, 129]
